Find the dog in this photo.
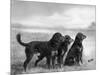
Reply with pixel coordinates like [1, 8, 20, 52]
[16, 32, 64, 71]
[33, 32, 64, 68]
[64, 32, 86, 66]
[57, 35, 74, 68]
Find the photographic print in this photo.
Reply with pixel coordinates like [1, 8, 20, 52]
[11, 0, 96, 75]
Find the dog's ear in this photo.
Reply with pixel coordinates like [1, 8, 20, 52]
[50, 32, 62, 42]
[76, 33, 82, 39]
[49, 32, 63, 47]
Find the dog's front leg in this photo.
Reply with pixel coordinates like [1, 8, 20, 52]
[47, 56, 51, 69]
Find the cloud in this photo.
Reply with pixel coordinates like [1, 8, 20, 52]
[18, 6, 95, 29]
[11, 1, 95, 30]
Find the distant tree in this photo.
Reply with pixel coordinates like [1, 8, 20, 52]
[89, 22, 96, 30]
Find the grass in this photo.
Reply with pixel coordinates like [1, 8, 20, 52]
[11, 30, 96, 75]
[11, 58, 96, 75]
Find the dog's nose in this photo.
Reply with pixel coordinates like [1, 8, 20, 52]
[83, 35, 86, 39]
[70, 39, 74, 42]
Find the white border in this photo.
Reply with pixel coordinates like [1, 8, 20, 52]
[23, 0, 96, 5]
[0, 0, 100, 75]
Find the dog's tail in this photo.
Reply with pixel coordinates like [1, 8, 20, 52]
[16, 33, 28, 47]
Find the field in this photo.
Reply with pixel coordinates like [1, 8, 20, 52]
[11, 28, 96, 75]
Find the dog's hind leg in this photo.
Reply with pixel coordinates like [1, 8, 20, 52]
[51, 56, 56, 68]
[80, 54, 83, 64]
[34, 55, 45, 67]
[23, 48, 34, 71]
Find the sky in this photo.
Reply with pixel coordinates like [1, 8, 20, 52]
[11, 0, 96, 57]
[11, 0, 96, 31]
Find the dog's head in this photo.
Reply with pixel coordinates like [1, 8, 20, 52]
[64, 35, 74, 44]
[50, 32, 64, 47]
[75, 32, 86, 41]
[50, 32, 64, 43]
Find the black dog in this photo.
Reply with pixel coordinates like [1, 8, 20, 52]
[64, 32, 86, 66]
[16, 32, 64, 71]
[57, 35, 74, 67]
[34, 33, 64, 68]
